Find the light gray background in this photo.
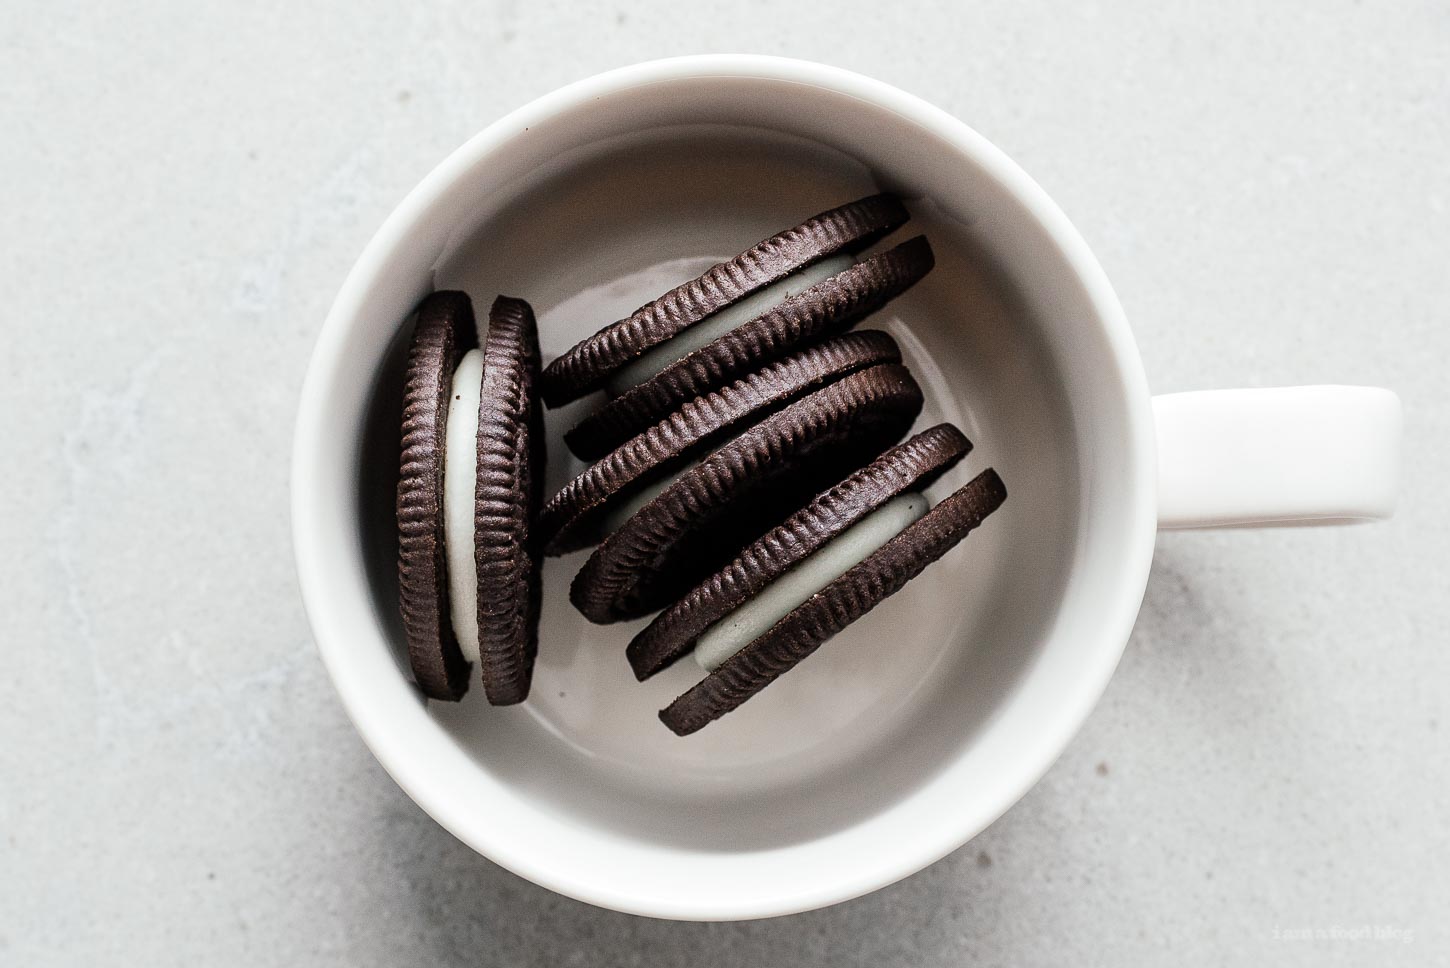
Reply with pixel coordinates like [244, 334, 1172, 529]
[3, 1, 1446, 965]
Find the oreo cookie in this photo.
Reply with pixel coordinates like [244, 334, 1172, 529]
[539, 194, 922, 413]
[567, 363, 925, 624]
[563, 236, 935, 460]
[396, 291, 544, 703]
[647, 438, 1007, 736]
[538, 331, 905, 555]
[626, 425, 973, 680]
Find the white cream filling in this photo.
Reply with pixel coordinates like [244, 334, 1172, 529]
[692, 491, 929, 672]
[442, 348, 485, 664]
[606, 253, 857, 395]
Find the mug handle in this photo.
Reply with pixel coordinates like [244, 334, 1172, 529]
[1154, 386, 1402, 529]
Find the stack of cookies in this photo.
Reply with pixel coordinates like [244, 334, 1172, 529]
[395, 195, 1005, 735]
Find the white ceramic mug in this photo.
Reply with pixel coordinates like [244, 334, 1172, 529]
[292, 55, 1402, 921]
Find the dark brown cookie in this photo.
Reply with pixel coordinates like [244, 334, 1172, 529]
[568, 364, 925, 624]
[473, 296, 544, 705]
[658, 468, 1007, 735]
[626, 424, 972, 680]
[396, 291, 477, 701]
[564, 236, 935, 460]
[538, 331, 905, 555]
[538, 194, 909, 406]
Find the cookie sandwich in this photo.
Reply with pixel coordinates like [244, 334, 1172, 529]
[540, 194, 935, 460]
[396, 291, 545, 703]
[627, 425, 1007, 735]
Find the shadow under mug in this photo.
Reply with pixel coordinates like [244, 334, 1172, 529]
[292, 55, 1402, 921]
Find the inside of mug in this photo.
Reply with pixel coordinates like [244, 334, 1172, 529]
[318, 68, 1151, 910]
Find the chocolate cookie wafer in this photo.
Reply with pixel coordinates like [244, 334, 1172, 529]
[563, 235, 934, 460]
[658, 466, 1007, 735]
[397, 292, 477, 700]
[472, 296, 544, 704]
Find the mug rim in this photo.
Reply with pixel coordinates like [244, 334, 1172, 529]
[292, 54, 1158, 919]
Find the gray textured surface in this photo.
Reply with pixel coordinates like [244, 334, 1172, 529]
[3, 1, 1447, 964]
